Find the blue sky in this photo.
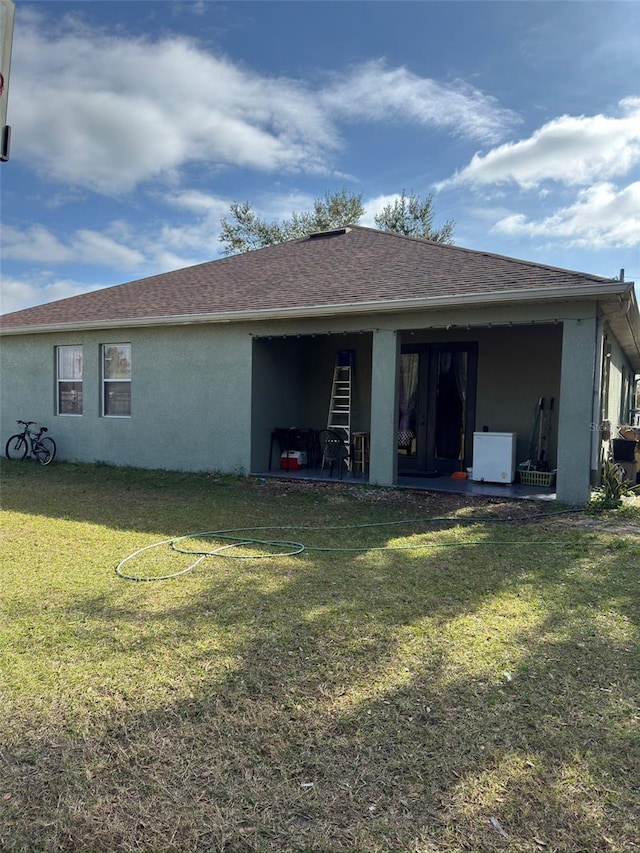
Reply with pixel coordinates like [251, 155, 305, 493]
[1, 0, 640, 315]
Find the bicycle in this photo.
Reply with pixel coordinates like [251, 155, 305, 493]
[5, 420, 57, 466]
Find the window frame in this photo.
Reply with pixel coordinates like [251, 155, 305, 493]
[55, 344, 83, 416]
[101, 343, 132, 418]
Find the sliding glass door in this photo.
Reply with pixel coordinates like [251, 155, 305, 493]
[398, 343, 477, 474]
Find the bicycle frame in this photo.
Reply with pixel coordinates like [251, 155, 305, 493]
[27, 426, 47, 455]
[15, 421, 43, 455]
[5, 419, 56, 465]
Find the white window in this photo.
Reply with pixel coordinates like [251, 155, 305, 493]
[56, 345, 83, 415]
[102, 343, 131, 417]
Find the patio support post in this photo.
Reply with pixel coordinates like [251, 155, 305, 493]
[369, 329, 399, 486]
[556, 316, 598, 505]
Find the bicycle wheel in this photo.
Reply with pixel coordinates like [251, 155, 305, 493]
[34, 437, 56, 466]
[5, 434, 28, 460]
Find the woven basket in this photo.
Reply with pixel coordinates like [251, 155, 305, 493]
[518, 469, 556, 487]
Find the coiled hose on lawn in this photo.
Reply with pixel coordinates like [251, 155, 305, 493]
[115, 508, 631, 582]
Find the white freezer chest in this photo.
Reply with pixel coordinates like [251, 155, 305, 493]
[472, 432, 517, 483]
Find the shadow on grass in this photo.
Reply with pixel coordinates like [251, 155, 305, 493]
[0, 458, 563, 536]
[0, 459, 268, 534]
[4, 606, 638, 851]
[2, 462, 639, 851]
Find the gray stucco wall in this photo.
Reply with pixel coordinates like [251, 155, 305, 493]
[591, 320, 638, 483]
[369, 329, 399, 486]
[1, 325, 253, 473]
[606, 330, 635, 427]
[556, 316, 598, 504]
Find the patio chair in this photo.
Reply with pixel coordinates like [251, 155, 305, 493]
[318, 428, 350, 479]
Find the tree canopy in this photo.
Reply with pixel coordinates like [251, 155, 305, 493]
[219, 189, 454, 255]
[374, 190, 455, 244]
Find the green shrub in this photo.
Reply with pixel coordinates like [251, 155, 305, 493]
[592, 456, 640, 509]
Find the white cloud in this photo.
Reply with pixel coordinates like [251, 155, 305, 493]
[1, 225, 72, 263]
[167, 187, 325, 223]
[12, 17, 336, 193]
[324, 60, 519, 144]
[2, 225, 145, 266]
[159, 190, 234, 255]
[11, 16, 518, 195]
[75, 230, 146, 266]
[494, 181, 640, 248]
[165, 190, 230, 215]
[439, 98, 640, 189]
[361, 193, 403, 228]
[1, 205, 223, 290]
[0, 275, 105, 315]
[154, 221, 219, 256]
[1, 188, 409, 308]
[253, 191, 318, 222]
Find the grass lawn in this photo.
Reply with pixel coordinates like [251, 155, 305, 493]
[1, 460, 639, 852]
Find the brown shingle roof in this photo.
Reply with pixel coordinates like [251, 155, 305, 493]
[0, 225, 621, 331]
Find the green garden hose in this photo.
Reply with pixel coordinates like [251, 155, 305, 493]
[115, 508, 633, 582]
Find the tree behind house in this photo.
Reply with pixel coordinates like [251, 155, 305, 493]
[374, 190, 454, 244]
[219, 190, 364, 256]
[219, 189, 454, 255]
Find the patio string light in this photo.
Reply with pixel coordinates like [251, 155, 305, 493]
[249, 317, 592, 340]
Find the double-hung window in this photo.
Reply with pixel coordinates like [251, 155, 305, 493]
[102, 343, 132, 416]
[56, 345, 83, 415]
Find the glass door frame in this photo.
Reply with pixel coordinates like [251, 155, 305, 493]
[398, 341, 478, 475]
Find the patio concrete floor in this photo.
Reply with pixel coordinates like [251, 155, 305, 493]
[255, 467, 557, 502]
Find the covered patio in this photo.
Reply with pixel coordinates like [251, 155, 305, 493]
[251, 316, 565, 502]
[255, 465, 558, 502]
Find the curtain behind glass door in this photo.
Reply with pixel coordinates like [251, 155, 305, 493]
[398, 352, 419, 456]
